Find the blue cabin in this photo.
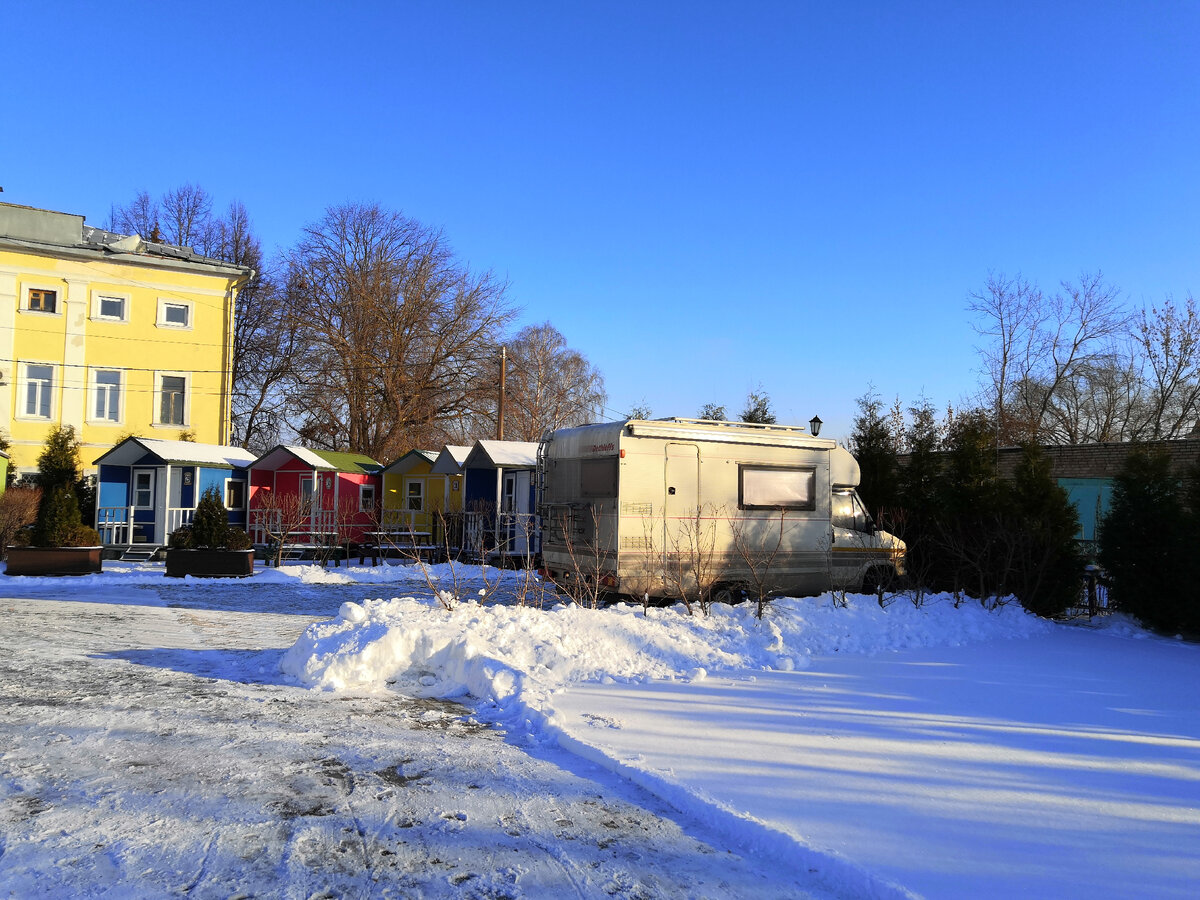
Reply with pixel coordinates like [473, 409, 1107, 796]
[93, 438, 258, 551]
[461, 440, 541, 560]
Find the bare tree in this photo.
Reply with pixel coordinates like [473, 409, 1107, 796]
[283, 203, 516, 460]
[495, 323, 607, 441]
[662, 504, 724, 615]
[107, 191, 160, 242]
[970, 271, 1133, 443]
[729, 509, 788, 619]
[1137, 295, 1200, 439]
[250, 490, 314, 566]
[160, 184, 214, 252]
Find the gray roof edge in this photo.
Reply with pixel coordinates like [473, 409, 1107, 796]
[0, 234, 252, 279]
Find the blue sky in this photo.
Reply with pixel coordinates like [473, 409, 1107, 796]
[3, 2, 1198, 439]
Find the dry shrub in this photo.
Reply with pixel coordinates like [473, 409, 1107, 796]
[0, 487, 42, 558]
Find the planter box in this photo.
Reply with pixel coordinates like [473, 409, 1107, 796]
[5, 546, 103, 577]
[165, 548, 255, 579]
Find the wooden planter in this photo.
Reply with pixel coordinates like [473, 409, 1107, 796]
[165, 548, 255, 579]
[5, 546, 103, 577]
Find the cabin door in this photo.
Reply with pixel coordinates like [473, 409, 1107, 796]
[663, 443, 701, 582]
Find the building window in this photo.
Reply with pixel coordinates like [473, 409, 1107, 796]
[92, 369, 122, 423]
[28, 288, 58, 313]
[360, 483, 376, 512]
[21, 363, 54, 419]
[738, 465, 816, 510]
[92, 292, 129, 322]
[406, 479, 424, 511]
[133, 471, 154, 509]
[225, 479, 246, 510]
[156, 373, 188, 426]
[157, 299, 192, 329]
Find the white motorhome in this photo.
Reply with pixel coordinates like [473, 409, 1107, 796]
[537, 417, 905, 600]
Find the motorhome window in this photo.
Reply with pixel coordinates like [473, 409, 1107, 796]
[580, 457, 618, 497]
[833, 489, 869, 531]
[739, 465, 815, 510]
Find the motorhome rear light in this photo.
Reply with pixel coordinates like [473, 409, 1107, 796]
[600, 574, 617, 588]
[619, 449, 625, 458]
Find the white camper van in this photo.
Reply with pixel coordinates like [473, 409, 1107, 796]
[537, 417, 905, 600]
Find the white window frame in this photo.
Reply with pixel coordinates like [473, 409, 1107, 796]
[90, 290, 130, 323]
[17, 361, 56, 421]
[88, 367, 123, 424]
[154, 370, 190, 427]
[224, 478, 247, 511]
[738, 465, 817, 511]
[156, 298, 193, 330]
[20, 281, 62, 316]
[133, 471, 155, 509]
[359, 482, 376, 512]
[405, 478, 424, 511]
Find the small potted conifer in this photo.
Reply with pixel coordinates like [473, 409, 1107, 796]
[5, 426, 102, 576]
[165, 486, 255, 578]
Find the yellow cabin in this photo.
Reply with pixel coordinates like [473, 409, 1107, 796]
[0, 202, 252, 475]
[380, 447, 469, 534]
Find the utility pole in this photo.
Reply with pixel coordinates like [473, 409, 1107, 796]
[497, 345, 506, 440]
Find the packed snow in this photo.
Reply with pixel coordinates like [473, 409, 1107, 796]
[3, 559, 1199, 898]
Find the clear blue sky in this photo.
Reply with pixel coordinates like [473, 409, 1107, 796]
[3, 2, 1197, 440]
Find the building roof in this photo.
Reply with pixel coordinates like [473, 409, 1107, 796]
[429, 445, 473, 475]
[249, 445, 381, 474]
[0, 201, 252, 279]
[464, 440, 540, 469]
[315, 450, 383, 476]
[94, 437, 257, 469]
[381, 449, 439, 475]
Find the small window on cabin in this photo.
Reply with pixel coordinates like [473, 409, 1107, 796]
[134, 472, 154, 508]
[28, 288, 57, 313]
[739, 465, 816, 510]
[226, 480, 246, 510]
[406, 480, 423, 511]
[360, 484, 376, 512]
[580, 457, 618, 498]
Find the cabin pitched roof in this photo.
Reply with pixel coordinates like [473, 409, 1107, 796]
[464, 440, 539, 469]
[94, 437, 256, 469]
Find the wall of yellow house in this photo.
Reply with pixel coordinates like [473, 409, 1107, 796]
[1, 247, 242, 472]
[381, 464, 465, 531]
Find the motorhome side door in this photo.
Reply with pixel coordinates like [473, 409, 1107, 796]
[663, 442, 701, 558]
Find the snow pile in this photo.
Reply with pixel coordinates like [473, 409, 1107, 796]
[281, 593, 1051, 734]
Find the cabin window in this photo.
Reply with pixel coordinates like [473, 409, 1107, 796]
[225, 480, 246, 510]
[739, 465, 816, 510]
[405, 480, 423, 511]
[360, 483, 376, 512]
[580, 457, 618, 498]
[134, 471, 154, 508]
[21, 363, 54, 419]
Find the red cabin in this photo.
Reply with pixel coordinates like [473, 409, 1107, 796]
[248, 446, 382, 548]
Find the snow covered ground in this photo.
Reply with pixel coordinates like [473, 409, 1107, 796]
[3, 560, 1199, 898]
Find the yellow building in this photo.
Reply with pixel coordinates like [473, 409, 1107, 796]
[380, 446, 469, 533]
[0, 202, 252, 475]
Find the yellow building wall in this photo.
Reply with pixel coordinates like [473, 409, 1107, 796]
[0, 248, 240, 472]
[381, 461, 464, 531]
